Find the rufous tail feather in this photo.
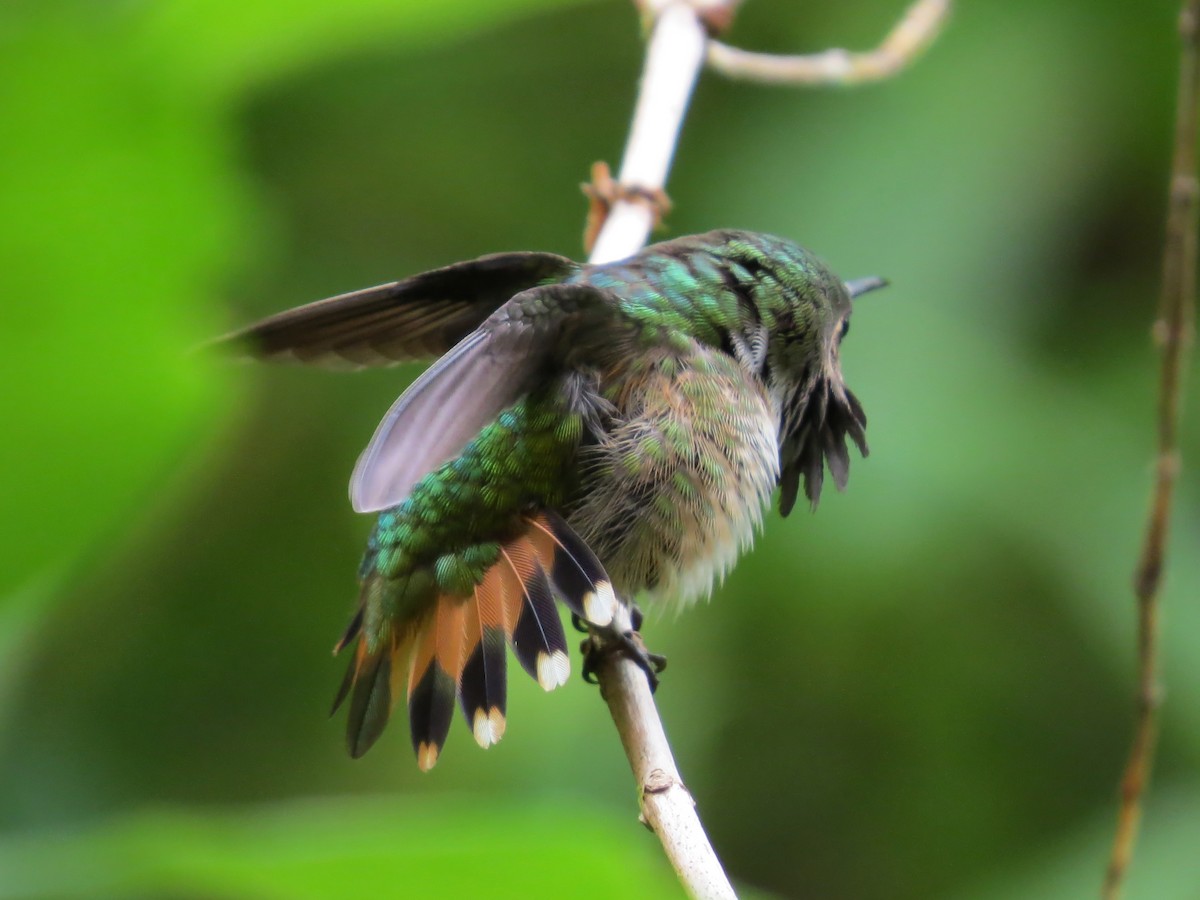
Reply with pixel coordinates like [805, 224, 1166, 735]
[332, 511, 623, 767]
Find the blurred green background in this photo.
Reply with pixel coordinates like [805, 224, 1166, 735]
[1, 0, 1197, 897]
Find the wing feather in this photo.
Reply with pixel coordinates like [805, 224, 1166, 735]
[215, 251, 577, 369]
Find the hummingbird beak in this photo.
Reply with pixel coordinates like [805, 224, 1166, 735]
[845, 276, 888, 299]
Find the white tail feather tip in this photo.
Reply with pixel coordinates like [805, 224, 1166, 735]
[536, 650, 571, 690]
[583, 581, 617, 627]
[417, 742, 440, 771]
[472, 707, 507, 748]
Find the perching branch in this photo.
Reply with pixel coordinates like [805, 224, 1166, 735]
[706, 0, 950, 87]
[594, 638, 736, 899]
[1102, 2, 1199, 898]
[586, 6, 737, 894]
[582, 1, 949, 897]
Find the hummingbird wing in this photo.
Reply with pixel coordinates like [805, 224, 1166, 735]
[214, 251, 578, 369]
[350, 282, 627, 513]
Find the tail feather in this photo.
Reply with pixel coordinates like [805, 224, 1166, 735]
[345, 636, 399, 759]
[330, 654, 356, 717]
[527, 511, 618, 626]
[458, 571, 508, 749]
[407, 601, 466, 771]
[336, 510, 621, 768]
[499, 544, 570, 690]
[332, 607, 363, 656]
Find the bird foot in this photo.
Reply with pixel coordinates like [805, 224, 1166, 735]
[575, 605, 667, 692]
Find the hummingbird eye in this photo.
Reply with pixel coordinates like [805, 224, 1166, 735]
[839, 318, 851, 340]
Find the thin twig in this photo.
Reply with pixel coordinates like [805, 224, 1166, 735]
[595, 622, 736, 900]
[1102, 2, 1199, 897]
[706, 0, 950, 87]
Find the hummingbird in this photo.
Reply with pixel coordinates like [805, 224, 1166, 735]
[222, 229, 883, 769]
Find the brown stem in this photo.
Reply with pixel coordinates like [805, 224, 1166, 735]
[1102, 3, 1199, 897]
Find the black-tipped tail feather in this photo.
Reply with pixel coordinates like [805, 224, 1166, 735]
[527, 511, 618, 627]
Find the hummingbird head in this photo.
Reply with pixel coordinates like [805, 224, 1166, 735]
[764, 247, 887, 517]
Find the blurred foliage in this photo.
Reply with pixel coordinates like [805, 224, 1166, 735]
[0, 798, 678, 899]
[0, 0, 1197, 897]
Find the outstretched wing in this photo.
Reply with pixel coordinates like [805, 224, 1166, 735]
[350, 282, 628, 513]
[215, 251, 578, 369]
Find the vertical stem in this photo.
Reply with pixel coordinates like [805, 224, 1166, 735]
[1102, 3, 1199, 897]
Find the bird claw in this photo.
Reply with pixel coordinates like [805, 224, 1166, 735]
[579, 604, 666, 692]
